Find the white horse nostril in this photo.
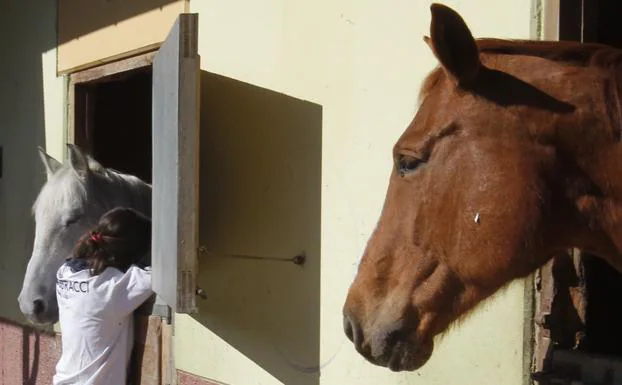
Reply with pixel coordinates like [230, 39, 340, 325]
[33, 299, 45, 315]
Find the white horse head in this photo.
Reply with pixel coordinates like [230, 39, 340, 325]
[18, 144, 151, 324]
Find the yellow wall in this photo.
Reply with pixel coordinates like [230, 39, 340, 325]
[0, 0, 556, 385]
[0, 0, 64, 325]
[13, 0, 543, 382]
[178, 0, 537, 384]
[57, 0, 186, 74]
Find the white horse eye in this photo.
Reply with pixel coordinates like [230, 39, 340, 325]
[64, 217, 81, 227]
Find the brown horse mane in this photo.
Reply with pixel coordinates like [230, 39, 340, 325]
[421, 38, 622, 98]
[476, 38, 622, 65]
[419, 38, 622, 138]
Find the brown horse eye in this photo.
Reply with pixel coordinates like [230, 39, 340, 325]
[397, 155, 424, 176]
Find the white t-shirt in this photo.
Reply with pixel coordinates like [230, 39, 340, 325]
[53, 261, 153, 385]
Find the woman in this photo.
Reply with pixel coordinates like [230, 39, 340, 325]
[53, 207, 153, 385]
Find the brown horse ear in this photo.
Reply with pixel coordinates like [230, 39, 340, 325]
[428, 3, 480, 86]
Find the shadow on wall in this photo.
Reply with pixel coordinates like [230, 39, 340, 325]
[194, 71, 322, 385]
[57, 0, 179, 45]
[0, 1, 53, 324]
[0, 317, 59, 384]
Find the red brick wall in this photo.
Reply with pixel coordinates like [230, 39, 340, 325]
[177, 370, 222, 385]
[0, 318, 220, 385]
[0, 318, 60, 385]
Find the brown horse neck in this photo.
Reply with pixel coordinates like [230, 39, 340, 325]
[567, 134, 622, 268]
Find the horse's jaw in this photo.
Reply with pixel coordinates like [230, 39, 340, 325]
[25, 312, 59, 326]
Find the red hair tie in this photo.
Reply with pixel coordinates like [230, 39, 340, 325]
[90, 232, 103, 243]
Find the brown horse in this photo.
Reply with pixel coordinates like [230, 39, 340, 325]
[343, 2, 622, 372]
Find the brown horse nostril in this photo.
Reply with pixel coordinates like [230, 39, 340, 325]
[33, 299, 45, 315]
[344, 316, 354, 342]
[343, 315, 368, 356]
[386, 328, 408, 350]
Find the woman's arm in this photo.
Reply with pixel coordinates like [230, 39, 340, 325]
[95, 266, 154, 317]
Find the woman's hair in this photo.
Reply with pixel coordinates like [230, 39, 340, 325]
[71, 207, 151, 275]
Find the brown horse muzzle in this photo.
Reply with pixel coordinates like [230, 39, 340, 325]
[343, 305, 433, 371]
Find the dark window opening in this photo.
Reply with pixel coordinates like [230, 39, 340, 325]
[582, 255, 622, 356]
[71, 63, 154, 385]
[74, 66, 153, 183]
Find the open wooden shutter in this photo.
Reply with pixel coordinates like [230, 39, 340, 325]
[151, 13, 200, 314]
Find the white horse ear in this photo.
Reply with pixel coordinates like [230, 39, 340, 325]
[37, 146, 62, 180]
[66, 143, 91, 179]
[87, 156, 104, 174]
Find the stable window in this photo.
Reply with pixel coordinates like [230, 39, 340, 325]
[532, 1, 622, 383]
[69, 14, 200, 315]
[67, 12, 200, 384]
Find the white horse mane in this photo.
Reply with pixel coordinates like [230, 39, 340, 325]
[32, 159, 152, 219]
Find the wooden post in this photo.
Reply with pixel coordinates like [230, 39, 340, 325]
[161, 319, 175, 385]
[129, 296, 163, 385]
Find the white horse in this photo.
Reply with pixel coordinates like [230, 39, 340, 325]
[18, 144, 152, 324]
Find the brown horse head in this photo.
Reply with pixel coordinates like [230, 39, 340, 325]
[343, 2, 622, 372]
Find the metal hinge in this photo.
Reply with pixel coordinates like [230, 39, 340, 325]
[151, 296, 172, 323]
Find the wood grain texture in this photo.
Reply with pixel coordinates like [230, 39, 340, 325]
[152, 13, 200, 314]
[161, 321, 175, 385]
